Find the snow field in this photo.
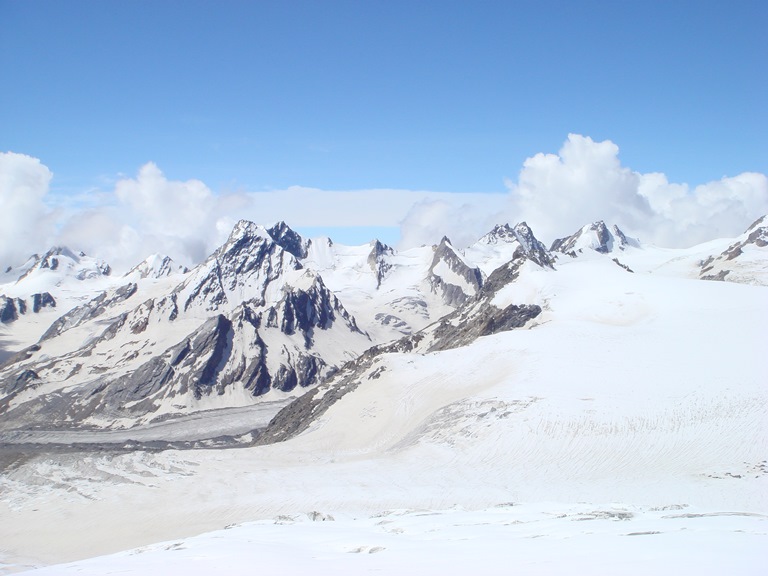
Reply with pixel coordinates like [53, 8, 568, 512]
[15, 505, 767, 575]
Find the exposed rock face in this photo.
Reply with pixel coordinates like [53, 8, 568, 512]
[0, 293, 56, 324]
[486, 222, 555, 268]
[428, 237, 483, 306]
[175, 220, 301, 313]
[427, 302, 541, 353]
[511, 222, 556, 268]
[267, 221, 311, 259]
[551, 221, 636, 256]
[40, 283, 137, 341]
[367, 240, 394, 288]
[0, 296, 25, 323]
[700, 215, 768, 283]
[464, 222, 555, 276]
[31, 292, 56, 313]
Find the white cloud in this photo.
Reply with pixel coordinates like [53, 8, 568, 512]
[506, 135, 653, 241]
[399, 134, 768, 248]
[56, 163, 226, 272]
[0, 152, 56, 268]
[398, 197, 506, 249]
[637, 171, 768, 245]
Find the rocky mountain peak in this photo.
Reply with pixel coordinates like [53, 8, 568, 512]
[512, 222, 555, 268]
[550, 221, 636, 256]
[469, 222, 554, 272]
[223, 219, 271, 249]
[478, 224, 516, 245]
[267, 221, 311, 259]
[12, 246, 111, 284]
[125, 254, 189, 280]
[429, 237, 483, 306]
[367, 240, 395, 288]
[175, 220, 302, 314]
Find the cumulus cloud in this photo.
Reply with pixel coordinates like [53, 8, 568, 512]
[399, 134, 768, 248]
[56, 163, 228, 272]
[0, 152, 56, 267]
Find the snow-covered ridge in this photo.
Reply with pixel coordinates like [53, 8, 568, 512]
[550, 220, 639, 256]
[698, 215, 768, 284]
[124, 254, 188, 280]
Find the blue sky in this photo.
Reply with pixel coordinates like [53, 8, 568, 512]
[1, 0, 767, 269]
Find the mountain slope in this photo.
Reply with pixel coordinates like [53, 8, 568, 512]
[699, 215, 768, 284]
[0, 221, 371, 429]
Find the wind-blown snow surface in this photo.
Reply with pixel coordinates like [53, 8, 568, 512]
[1, 249, 766, 574]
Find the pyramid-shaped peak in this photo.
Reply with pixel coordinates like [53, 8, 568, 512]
[369, 239, 394, 255]
[479, 224, 516, 244]
[126, 254, 188, 279]
[267, 221, 310, 259]
[217, 220, 274, 255]
[230, 219, 268, 239]
[512, 222, 538, 244]
[551, 221, 637, 255]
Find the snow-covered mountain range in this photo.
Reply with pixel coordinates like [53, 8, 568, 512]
[0, 215, 766, 574]
[0, 216, 765, 431]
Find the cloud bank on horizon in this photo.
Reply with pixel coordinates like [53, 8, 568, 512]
[2, 134, 767, 273]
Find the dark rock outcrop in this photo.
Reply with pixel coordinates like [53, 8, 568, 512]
[267, 221, 311, 260]
[367, 240, 394, 288]
[428, 237, 483, 306]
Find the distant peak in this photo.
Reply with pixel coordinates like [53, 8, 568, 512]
[43, 246, 80, 261]
[231, 219, 263, 237]
[551, 221, 637, 255]
[369, 239, 394, 255]
[125, 254, 188, 279]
